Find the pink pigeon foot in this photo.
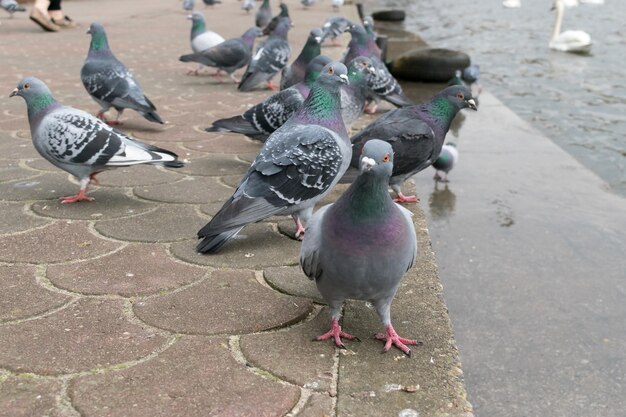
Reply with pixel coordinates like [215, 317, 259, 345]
[292, 214, 306, 240]
[315, 318, 360, 348]
[266, 80, 278, 91]
[375, 324, 420, 356]
[393, 193, 419, 203]
[60, 190, 95, 204]
[364, 101, 378, 114]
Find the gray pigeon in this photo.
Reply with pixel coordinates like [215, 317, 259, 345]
[10, 77, 183, 203]
[447, 69, 466, 87]
[341, 56, 375, 129]
[180, 26, 261, 81]
[432, 142, 458, 182]
[188, 11, 224, 54]
[1, 0, 26, 16]
[349, 86, 476, 203]
[280, 27, 322, 90]
[462, 64, 482, 96]
[202, 0, 221, 6]
[300, 139, 419, 356]
[255, 0, 272, 28]
[321, 16, 352, 47]
[197, 62, 351, 253]
[262, 2, 290, 36]
[242, 0, 254, 13]
[363, 15, 378, 41]
[238, 18, 291, 92]
[182, 0, 194, 12]
[206, 55, 332, 141]
[81, 23, 164, 125]
[301, 0, 316, 7]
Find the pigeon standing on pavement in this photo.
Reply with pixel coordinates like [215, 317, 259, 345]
[300, 139, 419, 356]
[1, 0, 26, 16]
[197, 62, 351, 253]
[81, 23, 164, 125]
[10, 77, 183, 203]
[331, 0, 344, 11]
[262, 2, 290, 36]
[301, 0, 316, 8]
[241, 0, 254, 13]
[202, 0, 221, 6]
[238, 18, 291, 92]
[188, 11, 224, 54]
[206, 55, 332, 141]
[280, 27, 322, 90]
[180, 27, 262, 81]
[321, 16, 352, 46]
[255, 0, 272, 28]
[349, 86, 477, 202]
[432, 142, 458, 182]
[341, 56, 375, 129]
[182, 0, 194, 12]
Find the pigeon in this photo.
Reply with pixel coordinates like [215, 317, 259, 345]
[462, 64, 482, 96]
[238, 18, 291, 92]
[202, 0, 221, 6]
[262, 2, 290, 36]
[180, 27, 262, 82]
[363, 15, 378, 41]
[432, 142, 458, 183]
[341, 56, 376, 129]
[349, 85, 477, 203]
[321, 16, 352, 47]
[197, 62, 351, 253]
[300, 139, 419, 356]
[81, 23, 164, 125]
[10, 77, 183, 203]
[280, 27, 322, 90]
[255, 0, 272, 28]
[343, 24, 412, 111]
[447, 70, 466, 87]
[301, 0, 316, 7]
[206, 55, 332, 141]
[1, 0, 26, 16]
[188, 11, 224, 54]
[182, 0, 194, 12]
[241, 0, 254, 13]
[331, 0, 344, 11]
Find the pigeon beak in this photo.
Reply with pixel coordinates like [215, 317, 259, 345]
[86, 28, 91, 34]
[339, 74, 349, 84]
[466, 98, 477, 110]
[9, 88, 19, 98]
[360, 156, 376, 172]
[367, 66, 376, 75]
[187, 14, 193, 20]
[315, 36, 322, 43]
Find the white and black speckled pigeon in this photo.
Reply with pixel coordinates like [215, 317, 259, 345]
[238, 18, 291, 92]
[182, 0, 194, 12]
[432, 142, 458, 182]
[262, 2, 290, 36]
[206, 55, 332, 141]
[280, 27, 322, 90]
[321, 16, 352, 47]
[348, 85, 476, 203]
[300, 139, 419, 356]
[10, 77, 183, 204]
[81, 23, 164, 125]
[341, 56, 375, 129]
[242, 0, 254, 13]
[188, 11, 224, 53]
[1, 0, 25, 16]
[255, 0, 272, 28]
[197, 62, 351, 253]
[180, 26, 261, 81]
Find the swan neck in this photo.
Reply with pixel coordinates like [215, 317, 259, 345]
[552, 2, 564, 41]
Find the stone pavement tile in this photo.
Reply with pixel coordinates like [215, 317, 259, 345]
[93, 165, 185, 188]
[264, 266, 324, 303]
[170, 223, 300, 269]
[0, 298, 167, 375]
[134, 269, 312, 335]
[31, 190, 157, 220]
[175, 154, 250, 177]
[133, 176, 234, 204]
[0, 173, 78, 202]
[21, 158, 57, 172]
[0, 221, 122, 264]
[0, 376, 66, 417]
[0, 264, 71, 323]
[94, 205, 205, 243]
[182, 134, 262, 154]
[296, 393, 334, 417]
[0, 136, 40, 160]
[47, 244, 207, 297]
[0, 201, 51, 234]
[240, 309, 335, 391]
[70, 336, 301, 417]
[0, 160, 37, 183]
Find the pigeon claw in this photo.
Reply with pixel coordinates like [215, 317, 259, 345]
[266, 80, 278, 91]
[393, 193, 419, 204]
[60, 191, 95, 204]
[315, 318, 359, 349]
[375, 324, 420, 357]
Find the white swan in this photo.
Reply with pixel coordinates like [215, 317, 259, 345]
[550, 0, 592, 53]
[579, 0, 604, 4]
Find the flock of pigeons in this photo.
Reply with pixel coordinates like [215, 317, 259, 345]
[8, 1, 478, 356]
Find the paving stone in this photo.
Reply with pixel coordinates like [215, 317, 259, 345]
[0, 264, 71, 323]
[175, 154, 249, 177]
[264, 266, 324, 303]
[31, 190, 157, 220]
[70, 336, 301, 417]
[0, 160, 38, 183]
[0, 137, 40, 160]
[47, 243, 206, 297]
[94, 205, 206, 243]
[296, 393, 334, 417]
[94, 165, 185, 187]
[134, 269, 312, 335]
[0, 376, 65, 417]
[240, 309, 335, 391]
[133, 176, 234, 204]
[182, 134, 261, 154]
[0, 201, 51, 234]
[0, 298, 167, 375]
[0, 221, 122, 264]
[0, 173, 78, 202]
[170, 223, 300, 269]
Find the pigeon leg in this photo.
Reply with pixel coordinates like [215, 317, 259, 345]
[96, 110, 109, 123]
[89, 172, 100, 186]
[315, 318, 359, 348]
[364, 100, 378, 114]
[266, 80, 278, 91]
[375, 324, 420, 356]
[228, 73, 241, 84]
[108, 109, 124, 126]
[292, 214, 306, 240]
[393, 193, 419, 203]
[61, 177, 95, 204]
[433, 171, 442, 181]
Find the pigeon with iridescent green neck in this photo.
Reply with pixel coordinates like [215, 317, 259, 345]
[10, 77, 183, 204]
[349, 85, 477, 203]
[206, 55, 331, 141]
[300, 139, 419, 356]
[188, 11, 224, 54]
[280, 27, 322, 90]
[81, 22, 164, 125]
[197, 62, 351, 253]
[432, 142, 458, 182]
[341, 56, 375, 129]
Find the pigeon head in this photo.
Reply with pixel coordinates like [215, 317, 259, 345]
[319, 62, 349, 85]
[363, 15, 375, 37]
[359, 139, 394, 178]
[304, 55, 332, 85]
[310, 27, 323, 44]
[347, 56, 375, 82]
[86, 22, 109, 52]
[9, 77, 57, 116]
[438, 85, 477, 111]
[278, 2, 289, 16]
[242, 26, 263, 43]
[271, 18, 291, 37]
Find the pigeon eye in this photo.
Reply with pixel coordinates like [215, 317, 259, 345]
[383, 153, 390, 163]
[456, 92, 464, 100]
[24, 83, 30, 90]
[327, 66, 334, 74]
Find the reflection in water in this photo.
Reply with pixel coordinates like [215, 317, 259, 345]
[428, 182, 456, 221]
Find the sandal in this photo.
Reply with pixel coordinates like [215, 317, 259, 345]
[29, 7, 60, 32]
[51, 15, 78, 28]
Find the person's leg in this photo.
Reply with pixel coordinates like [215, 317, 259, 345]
[47, 0, 62, 21]
[30, 0, 60, 32]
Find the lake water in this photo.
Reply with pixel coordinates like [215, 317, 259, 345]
[376, 0, 626, 195]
